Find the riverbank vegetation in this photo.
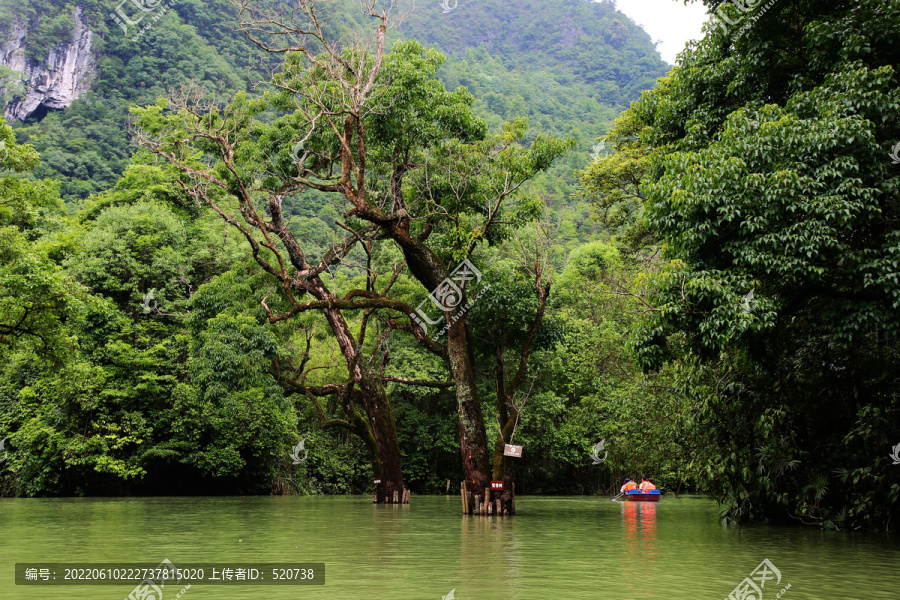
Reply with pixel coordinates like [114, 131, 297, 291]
[0, 0, 897, 531]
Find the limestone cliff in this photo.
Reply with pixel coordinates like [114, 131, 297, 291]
[0, 6, 96, 122]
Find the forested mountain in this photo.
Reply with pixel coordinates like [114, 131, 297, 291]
[0, 0, 665, 206]
[0, 0, 277, 198]
[400, 0, 667, 109]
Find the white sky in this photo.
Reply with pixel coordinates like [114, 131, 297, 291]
[609, 0, 711, 64]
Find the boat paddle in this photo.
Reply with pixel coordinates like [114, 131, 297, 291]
[610, 492, 623, 502]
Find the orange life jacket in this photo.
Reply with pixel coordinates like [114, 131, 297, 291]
[640, 481, 657, 491]
[623, 481, 638, 491]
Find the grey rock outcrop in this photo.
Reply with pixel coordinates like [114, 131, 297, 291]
[1, 6, 96, 122]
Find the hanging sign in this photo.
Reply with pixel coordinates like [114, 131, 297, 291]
[491, 480, 504, 490]
[503, 444, 523, 458]
[373, 479, 382, 485]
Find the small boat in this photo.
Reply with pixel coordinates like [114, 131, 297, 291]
[622, 489, 660, 502]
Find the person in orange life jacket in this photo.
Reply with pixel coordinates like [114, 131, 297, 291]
[639, 477, 657, 492]
[620, 478, 638, 493]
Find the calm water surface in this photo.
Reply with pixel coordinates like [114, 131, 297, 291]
[1, 495, 897, 599]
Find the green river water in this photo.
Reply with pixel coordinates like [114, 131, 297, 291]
[1, 495, 897, 599]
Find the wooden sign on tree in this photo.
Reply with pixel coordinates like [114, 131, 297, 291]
[503, 444, 523, 457]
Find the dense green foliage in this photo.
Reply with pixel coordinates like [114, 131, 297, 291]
[0, 0, 676, 502]
[1, 0, 896, 532]
[582, 0, 900, 529]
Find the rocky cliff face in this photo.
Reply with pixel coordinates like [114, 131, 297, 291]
[0, 6, 96, 122]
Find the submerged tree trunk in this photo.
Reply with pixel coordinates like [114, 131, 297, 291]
[285, 368, 407, 503]
[385, 229, 493, 493]
[353, 378, 405, 503]
[447, 318, 492, 493]
[274, 279, 408, 503]
[319, 299, 407, 504]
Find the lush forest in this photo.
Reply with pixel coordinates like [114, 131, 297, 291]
[0, 0, 897, 532]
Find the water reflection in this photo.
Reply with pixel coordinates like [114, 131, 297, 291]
[0, 496, 895, 600]
[459, 511, 520, 597]
[623, 500, 658, 589]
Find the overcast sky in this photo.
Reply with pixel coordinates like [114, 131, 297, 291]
[610, 0, 711, 64]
